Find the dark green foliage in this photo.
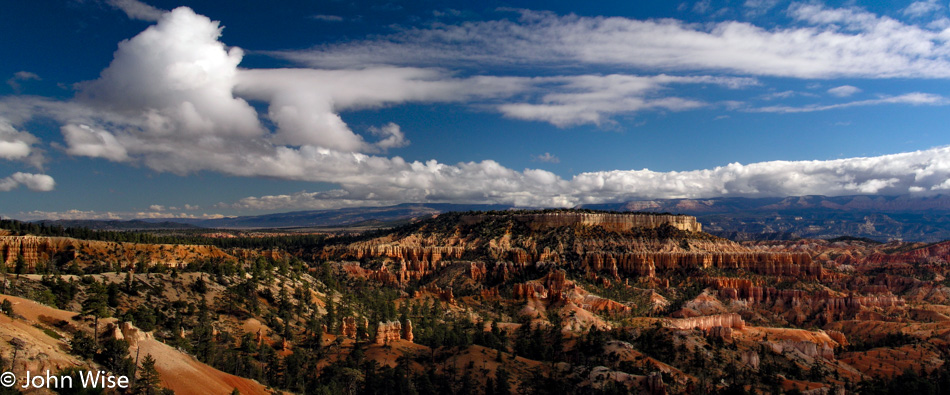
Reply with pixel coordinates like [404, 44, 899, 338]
[69, 331, 97, 359]
[53, 366, 105, 395]
[14, 254, 26, 276]
[40, 275, 80, 309]
[0, 299, 12, 316]
[132, 354, 162, 395]
[95, 338, 134, 377]
[858, 369, 935, 395]
[191, 276, 208, 294]
[847, 332, 919, 351]
[0, 217, 330, 251]
[494, 366, 511, 395]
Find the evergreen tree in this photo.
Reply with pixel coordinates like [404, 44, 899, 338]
[494, 366, 511, 395]
[14, 254, 26, 278]
[69, 331, 97, 359]
[133, 354, 162, 395]
[81, 283, 110, 345]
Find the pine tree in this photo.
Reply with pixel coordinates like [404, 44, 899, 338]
[494, 366, 511, 395]
[133, 354, 162, 395]
[82, 283, 110, 345]
[14, 254, 26, 278]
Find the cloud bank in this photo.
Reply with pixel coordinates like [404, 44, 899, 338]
[219, 146, 950, 211]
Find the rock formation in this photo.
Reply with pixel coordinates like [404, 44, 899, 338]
[111, 321, 150, 347]
[667, 313, 746, 331]
[0, 235, 233, 268]
[402, 319, 414, 342]
[320, 212, 818, 290]
[459, 212, 702, 233]
[414, 285, 455, 304]
[375, 320, 413, 345]
[342, 317, 357, 339]
[512, 270, 631, 315]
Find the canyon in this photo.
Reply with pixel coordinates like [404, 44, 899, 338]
[4, 209, 950, 394]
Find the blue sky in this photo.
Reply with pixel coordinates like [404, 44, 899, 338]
[2, 0, 950, 220]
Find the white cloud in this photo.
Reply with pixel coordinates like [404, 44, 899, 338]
[533, 152, 560, 163]
[105, 0, 165, 22]
[279, 5, 950, 79]
[743, 0, 782, 17]
[11, 209, 226, 221]
[0, 172, 55, 192]
[693, 0, 712, 14]
[217, 146, 950, 210]
[61, 124, 129, 162]
[827, 85, 862, 97]
[222, 189, 398, 211]
[750, 92, 946, 113]
[498, 74, 756, 127]
[310, 14, 343, 22]
[6, 71, 40, 92]
[903, 0, 943, 18]
[368, 123, 409, 151]
[0, 119, 36, 160]
[80, 7, 263, 140]
[149, 204, 165, 211]
[6, 5, 950, 207]
[0, 117, 47, 171]
[234, 67, 527, 150]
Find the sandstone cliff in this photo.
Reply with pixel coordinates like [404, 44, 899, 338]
[667, 313, 746, 331]
[0, 235, 233, 268]
[459, 212, 702, 233]
[320, 212, 816, 288]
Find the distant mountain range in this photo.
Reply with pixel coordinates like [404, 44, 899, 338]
[582, 195, 950, 242]
[35, 195, 950, 242]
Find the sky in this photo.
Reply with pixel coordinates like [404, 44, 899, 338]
[3, 0, 950, 220]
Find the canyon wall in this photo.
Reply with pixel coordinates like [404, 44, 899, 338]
[460, 212, 702, 233]
[0, 235, 233, 268]
[667, 313, 746, 331]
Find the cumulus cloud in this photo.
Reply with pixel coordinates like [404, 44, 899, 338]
[6, 5, 950, 207]
[105, 0, 165, 22]
[0, 172, 55, 192]
[368, 123, 409, 151]
[827, 85, 862, 97]
[61, 124, 129, 161]
[278, 5, 950, 79]
[0, 118, 39, 161]
[217, 146, 950, 210]
[80, 7, 263, 139]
